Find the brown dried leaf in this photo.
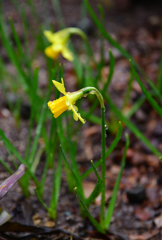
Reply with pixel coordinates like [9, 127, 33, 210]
[154, 214, 162, 228]
[83, 125, 101, 138]
[134, 207, 151, 221]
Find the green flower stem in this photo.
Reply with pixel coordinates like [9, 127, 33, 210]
[82, 87, 106, 227]
[100, 106, 106, 227]
[69, 28, 87, 41]
[82, 87, 104, 108]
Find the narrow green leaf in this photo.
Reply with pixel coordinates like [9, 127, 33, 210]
[130, 60, 162, 117]
[57, 117, 74, 192]
[0, 129, 41, 188]
[105, 134, 129, 228]
[29, 87, 51, 165]
[157, 27, 162, 94]
[25, 67, 39, 161]
[83, 0, 143, 74]
[124, 96, 145, 119]
[60, 145, 84, 198]
[51, 0, 65, 28]
[86, 160, 103, 207]
[102, 49, 115, 94]
[0, 158, 13, 174]
[50, 149, 62, 219]
[35, 188, 49, 211]
[0, 16, 29, 91]
[74, 187, 105, 234]
[104, 94, 161, 158]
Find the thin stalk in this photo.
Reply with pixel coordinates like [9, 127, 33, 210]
[100, 107, 106, 227]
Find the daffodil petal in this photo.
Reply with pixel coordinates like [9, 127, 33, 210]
[52, 43, 63, 52]
[44, 30, 55, 43]
[53, 30, 69, 42]
[71, 105, 85, 124]
[52, 78, 66, 96]
[62, 46, 74, 61]
[72, 105, 78, 121]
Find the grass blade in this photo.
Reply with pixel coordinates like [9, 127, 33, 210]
[60, 145, 84, 198]
[0, 158, 13, 174]
[25, 67, 39, 161]
[57, 117, 74, 192]
[35, 188, 49, 211]
[9, 19, 31, 72]
[0, 129, 41, 188]
[102, 49, 115, 94]
[105, 134, 129, 229]
[83, 0, 143, 74]
[124, 96, 145, 119]
[0, 14, 29, 92]
[104, 94, 161, 158]
[130, 60, 162, 117]
[157, 27, 162, 94]
[86, 160, 103, 207]
[74, 187, 105, 234]
[29, 86, 51, 165]
[49, 149, 62, 219]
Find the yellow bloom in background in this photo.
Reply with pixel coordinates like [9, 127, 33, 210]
[48, 78, 85, 124]
[44, 28, 86, 61]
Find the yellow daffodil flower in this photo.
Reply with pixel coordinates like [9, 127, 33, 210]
[48, 78, 86, 124]
[44, 28, 86, 61]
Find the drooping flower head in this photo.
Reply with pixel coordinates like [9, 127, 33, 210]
[44, 28, 86, 61]
[48, 78, 86, 124]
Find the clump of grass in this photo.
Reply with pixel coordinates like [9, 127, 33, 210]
[0, 0, 161, 234]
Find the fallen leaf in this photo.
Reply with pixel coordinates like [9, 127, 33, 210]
[134, 207, 151, 221]
[44, 220, 55, 228]
[83, 125, 101, 138]
[154, 214, 162, 228]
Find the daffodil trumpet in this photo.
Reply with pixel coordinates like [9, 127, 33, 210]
[44, 28, 86, 61]
[47, 78, 105, 124]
